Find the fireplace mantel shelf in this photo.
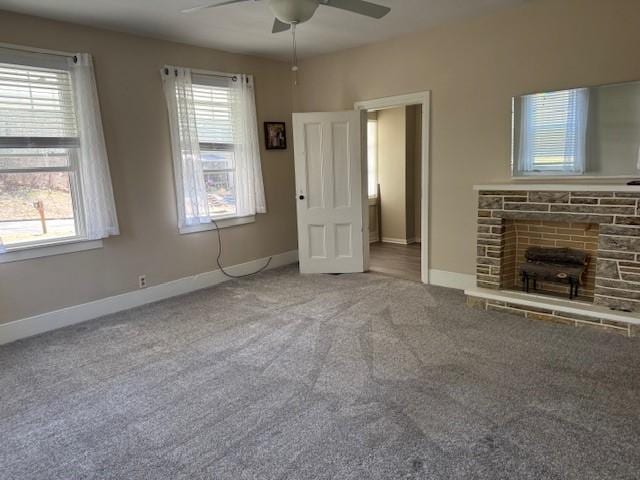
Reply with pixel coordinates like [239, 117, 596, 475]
[474, 184, 640, 192]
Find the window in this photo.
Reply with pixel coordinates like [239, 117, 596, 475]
[0, 49, 118, 253]
[367, 119, 378, 198]
[192, 75, 237, 217]
[0, 62, 80, 248]
[514, 88, 589, 176]
[162, 66, 266, 232]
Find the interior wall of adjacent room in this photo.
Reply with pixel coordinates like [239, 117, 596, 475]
[0, 10, 297, 324]
[292, 0, 640, 277]
[377, 106, 408, 243]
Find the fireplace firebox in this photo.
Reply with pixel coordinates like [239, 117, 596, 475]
[519, 246, 589, 300]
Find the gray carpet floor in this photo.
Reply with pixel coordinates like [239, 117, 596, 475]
[1, 265, 639, 479]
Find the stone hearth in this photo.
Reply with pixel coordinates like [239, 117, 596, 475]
[467, 185, 640, 336]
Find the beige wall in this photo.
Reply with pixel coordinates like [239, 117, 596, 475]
[0, 11, 296, 324]
[377, 106, 407, 242]
[293, 0, 640, 276]
[376, 105, 420, 244]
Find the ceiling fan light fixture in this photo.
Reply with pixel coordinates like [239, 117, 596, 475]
[267, 0, 319, 24]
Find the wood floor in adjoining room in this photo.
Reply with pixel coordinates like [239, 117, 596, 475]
[369, 241, 421, 282]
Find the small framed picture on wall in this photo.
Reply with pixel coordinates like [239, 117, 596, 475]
[264, 122, 287, 150]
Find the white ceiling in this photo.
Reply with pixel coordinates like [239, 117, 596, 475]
[0, 0, 529, 61]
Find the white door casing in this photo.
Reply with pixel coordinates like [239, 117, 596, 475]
[354, 91, 431, 284]
[293, 111, 367, 274]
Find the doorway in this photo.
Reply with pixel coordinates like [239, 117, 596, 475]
[355, 92, 430, 284]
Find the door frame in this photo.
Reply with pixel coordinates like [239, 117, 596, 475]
[354, 91, 431, 284]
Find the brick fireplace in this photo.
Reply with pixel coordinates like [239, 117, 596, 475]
[467, 185, 640, 336]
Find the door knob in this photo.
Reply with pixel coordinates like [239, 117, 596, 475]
[298, 194, 305, 200]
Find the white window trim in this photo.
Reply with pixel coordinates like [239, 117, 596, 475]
[0, 238, 102, 263]
[178, 214, 255, 234]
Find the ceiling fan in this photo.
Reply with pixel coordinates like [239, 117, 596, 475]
[182, 0, 391, 33]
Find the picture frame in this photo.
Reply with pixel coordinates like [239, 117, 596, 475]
[264, 122, 287, 150]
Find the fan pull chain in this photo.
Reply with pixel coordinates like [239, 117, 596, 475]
[291, 22, 298, 86]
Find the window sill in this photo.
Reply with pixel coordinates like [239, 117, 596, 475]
[512, 174, 639, 181]
[179, 215, 256, 234]
[0, 238, 103, 264]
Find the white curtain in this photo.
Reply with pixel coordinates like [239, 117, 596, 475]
[231, 74, 266, 216]
[161, 66, 210, 228]
[518, 95, 534, 174]
[70, 53, 120, 239]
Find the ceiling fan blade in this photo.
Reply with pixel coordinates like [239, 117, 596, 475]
[181, 0, 250, 14]
[272, 18, 291, 33]
[322, 0, 390, 19]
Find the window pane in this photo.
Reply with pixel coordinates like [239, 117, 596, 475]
[0, 147, 71, 170]
[530, 90, 577, 168]
[204, 171, 236, 217]
[517, 88, 589, 174]
[367, 120, 378, 197]
[0, 171, 77, 246]
[192, 81, 233, 145]
[0, 64, 78, 138]
[201, 150, 234, 171]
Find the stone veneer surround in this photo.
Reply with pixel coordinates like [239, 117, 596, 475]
[475, 187, 640, 314]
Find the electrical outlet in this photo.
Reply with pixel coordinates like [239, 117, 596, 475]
[138, 275, 147, 289]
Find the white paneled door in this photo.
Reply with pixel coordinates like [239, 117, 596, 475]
[293, 111, 367, 274]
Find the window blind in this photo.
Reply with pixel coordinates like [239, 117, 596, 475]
[518, 88, 589, 174]
[0, 63, 79, 146]
[191, 74, 233, 146]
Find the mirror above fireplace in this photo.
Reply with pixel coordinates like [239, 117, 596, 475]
[511, 80, 640, 179]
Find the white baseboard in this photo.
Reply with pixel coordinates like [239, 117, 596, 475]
[0, 250, 299, 345]
[429, 269, 476, 290]
[369, 232, 379, 243]
[381, 237, 416, 245]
